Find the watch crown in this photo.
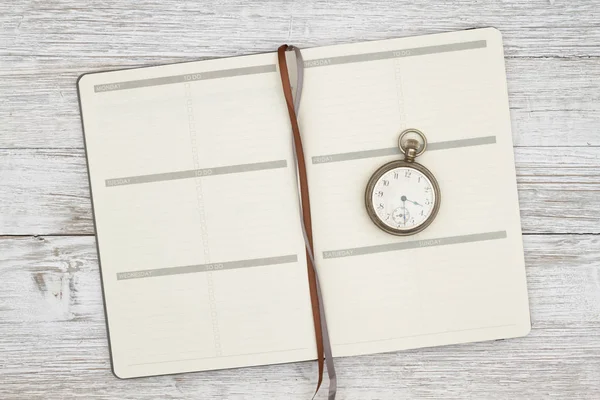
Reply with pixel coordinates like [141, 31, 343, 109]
[404, 138, 420, 162]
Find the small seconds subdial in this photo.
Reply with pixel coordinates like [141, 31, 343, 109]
[392, 206, 410, 225]
[371, 167, 436, 231]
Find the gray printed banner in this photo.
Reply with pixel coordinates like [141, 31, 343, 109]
[94, 64, 276, 93]
[323, 231, 507, 259]
[312, 136, 496, 164]
[105, 160, 287, 187]
[304, 40, 487, 68]
[117, 254, 298, 280]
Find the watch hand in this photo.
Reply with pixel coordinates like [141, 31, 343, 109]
[402, 199, 407, 225]
[406, 198, 423, 207]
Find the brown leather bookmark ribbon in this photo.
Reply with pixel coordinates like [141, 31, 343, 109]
[277, 45, 337, 400]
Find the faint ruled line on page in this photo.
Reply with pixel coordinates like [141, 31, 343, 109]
[311, 136, 496, 165]
[183, 81, 222, 356]
[304, 40, 487, 68]
[93, 64, 276, 93]
[116, 254, 298, 280]
[335, 323, 517, 347]
[322, 231, 507, 259]
[128, 347, 309, 366]
[105, 160, 287, 187]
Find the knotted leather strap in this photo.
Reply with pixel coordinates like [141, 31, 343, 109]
[277, 44, 337, 400]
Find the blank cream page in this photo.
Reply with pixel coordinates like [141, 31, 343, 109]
[78, 53, 316, 378]
[299, 28, 531, 357]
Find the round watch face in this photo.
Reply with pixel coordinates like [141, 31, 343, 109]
[366, 162, 440, 235]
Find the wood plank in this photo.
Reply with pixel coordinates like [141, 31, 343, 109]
[1, 147, 599, 235]
[1, 56, 600, 149]
[2, 1, 600, 60]
[0, 234, 598, 399]
[0, 149, 92, 235]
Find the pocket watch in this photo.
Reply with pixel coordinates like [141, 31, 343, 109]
[365, 128, 441, 236]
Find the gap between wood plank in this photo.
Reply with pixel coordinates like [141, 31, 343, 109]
[2, 145, 600, 151]
[0, 54, 599, 60]
[1, 233, 599, 239]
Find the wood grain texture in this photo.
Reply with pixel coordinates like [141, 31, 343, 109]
[0, 234, 599, 400]
[1, 0, 599, 398]
[1, 0, 599, 59]
[1, 51, 600, 149]
[1, 147, 599, 235]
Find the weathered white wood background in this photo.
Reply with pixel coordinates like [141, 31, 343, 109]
[1, 1, 599, 399]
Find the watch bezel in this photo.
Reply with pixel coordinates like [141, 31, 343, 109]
[365, 160, 441, 236]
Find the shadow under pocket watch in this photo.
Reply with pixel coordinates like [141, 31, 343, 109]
[365, 128, 441, 236]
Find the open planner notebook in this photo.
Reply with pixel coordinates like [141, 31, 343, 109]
[78, 27, 530, 379]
